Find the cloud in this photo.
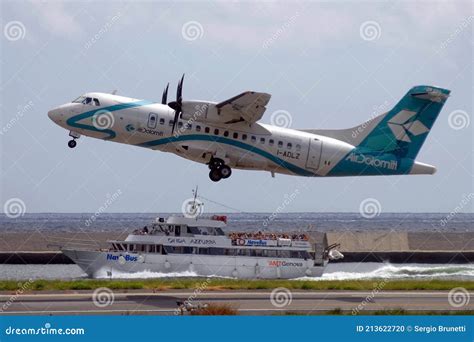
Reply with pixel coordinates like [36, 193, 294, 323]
[30, 1, 84, 38]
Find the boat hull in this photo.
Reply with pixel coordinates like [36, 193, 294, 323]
[62, 249, 327, 279]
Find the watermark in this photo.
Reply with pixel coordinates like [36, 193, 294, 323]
[1, 278, 34, 312]
[5, 323, 85, 336]
[359, 20, 381, 41]
[351, 100, 389, 139]
[84, 12, 122, 50]
[270, 287, 292, 308]
[174, 278, 212, 315]
[440, 193, 474, 227]
[92, 287, 114, 308]
[262, 12, 299, 49]
[181, 197, 204, 219]
[270, 110, 292, 129]
[437, 15, 473, 53]
[448, 110, 470, 130]
[352, 279, 387, 315]
[92, 110, 115, 130]
[448, 287, 470, 308]
[4, 21, 26, 41]
[85, 189, 122, 227]
[3, 198, 26, 219]
[0, 101, 34, 136]
[359, 198, 381, 219]
[181, 21, 204, 41]
[174, 103, 208, 138]
[263, 188, 299, 227]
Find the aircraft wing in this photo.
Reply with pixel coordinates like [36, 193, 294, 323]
[215, 91, 271, 125]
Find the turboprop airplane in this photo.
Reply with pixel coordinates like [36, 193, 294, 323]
[48, 75, 450, 182]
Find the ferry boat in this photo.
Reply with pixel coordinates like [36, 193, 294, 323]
[62, 215, 343, 279]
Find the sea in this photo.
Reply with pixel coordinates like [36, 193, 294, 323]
[0, 213, 473, 281]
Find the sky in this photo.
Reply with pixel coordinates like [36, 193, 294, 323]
[0, 0, 472, 214]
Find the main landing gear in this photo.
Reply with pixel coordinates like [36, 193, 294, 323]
[67, 139, 77, 148]
[208, 158, 232, 182]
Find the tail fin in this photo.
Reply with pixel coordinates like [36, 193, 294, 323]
[301, 85, 450, 159]
[355, 85, 450, 159]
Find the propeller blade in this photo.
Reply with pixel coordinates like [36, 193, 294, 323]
[161, 83, 169, 105]
[170, 74, 185, 134]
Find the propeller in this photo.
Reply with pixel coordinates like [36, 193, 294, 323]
[168, 74, 185, 134]
[161, 83, 169, 104]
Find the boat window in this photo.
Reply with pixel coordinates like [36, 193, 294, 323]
[233, 132, 238, 139]
[278, 250, 290, 258]
[223, 131, 229, 137]
[296, 144, 301, 151]
[117, 244, 125, 251]
[159, 118, 165, 125]
[269, 139, 274, 146]
[196, 125, 201, 132]
[175, 225, 181, 236]
[148, 245, 156, 253]
[93, 98, 100, 106]
[148, 113, 158, 129]
[266, 249, 277, 257]
[183, 247, 194, 254]
[139, 244, 146, 252]
[209, 248, 224, 255]
[128, 244, 136, 252]
[198, 248, 209, 255]
[225, 249, 236, 256]
[260, 137, 265, 144]
[187, 226, 200, 234]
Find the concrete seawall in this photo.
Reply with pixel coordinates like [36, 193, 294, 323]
[0, 231, 473, 264]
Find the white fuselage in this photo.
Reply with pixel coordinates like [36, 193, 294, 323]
[48, 92, 354, 177]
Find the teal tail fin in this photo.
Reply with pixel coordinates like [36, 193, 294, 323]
[357, 85, 450, 159]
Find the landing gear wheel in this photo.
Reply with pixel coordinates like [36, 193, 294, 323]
[68, 140, 77, 148]
[219, 165, 232, 179]
[208, 158, 224, 170]
[209, 168, 222, 182]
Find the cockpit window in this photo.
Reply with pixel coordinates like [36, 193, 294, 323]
[72, 96, 85, 103]
[82, 97, 92, 105]
[93, 98, 100, 106]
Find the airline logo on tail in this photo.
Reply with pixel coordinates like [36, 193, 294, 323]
[387, 110, 430, 143]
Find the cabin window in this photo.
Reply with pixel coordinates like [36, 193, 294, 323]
[148, 245, 156, 253]
[128, 244, 136, 252]
[296, 144, 301, 151]
[177, 121, 183, 129]
[159, 118, 165, 125]
[198, 248, 209, 255]
[278, 250, 290, 258]
[183, 247, 194, 254]
[210, 248, 225, 255]
[185, 122, 192, 130]
[260, 137, 265, 144]
[224, 131, 229, 137]
[93, 98, 100, 106]
[169, 120, 174, 127]
[214, 128, 219, 135]
[205, 127, 210, 133]
[269, 139, 274, 146]
[251, 136, 256, 143]
[278, 141, 283, 148]
[287, 142, 292, 149]
[196, 125, 201, 132]
[147, 113, 158, 129]
[242, 134, 247, 141]
[233, 132, 238, 139]
[139, 244, 146, 252]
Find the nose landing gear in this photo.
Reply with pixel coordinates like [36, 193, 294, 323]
[68, 131, 81, 149]
[208, 158, 232, 182]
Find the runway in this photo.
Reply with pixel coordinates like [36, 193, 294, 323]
[1, 290, 472, 315]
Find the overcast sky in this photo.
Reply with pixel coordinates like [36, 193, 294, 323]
[1, 1, 472, 214]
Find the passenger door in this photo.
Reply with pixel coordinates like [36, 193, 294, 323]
[305, 138, 322, 170]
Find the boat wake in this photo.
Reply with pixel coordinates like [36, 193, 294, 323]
[94, 269, 200, 279]
[300, 264, 474, 281]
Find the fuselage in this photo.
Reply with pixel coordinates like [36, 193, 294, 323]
[48, 87, 443, 180]
[48, 92, 356, 177]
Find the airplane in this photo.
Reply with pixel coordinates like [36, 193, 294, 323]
[47, 76, 450, 182]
